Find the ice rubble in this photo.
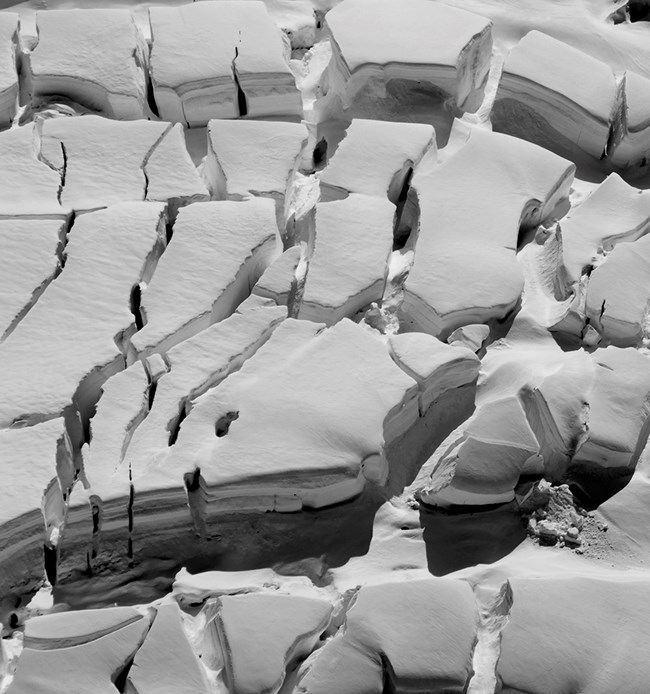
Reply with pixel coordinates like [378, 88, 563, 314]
[0, 420, 72, 605]
[0, 13, 18, 129]
[130, 199, 282, 357]
[0, 219, 65, 341]
[0, 203, 166, 444]
[25, 9, 148, 120]
[321, 0, 492, 117]
[402, 120, 574, 339]
[148, 1, 301, 126]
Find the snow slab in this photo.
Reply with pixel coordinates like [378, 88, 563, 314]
[298, 194, 394, 325]
[323, 0, 492, 113]
[403, 120, 574, 338]
[39, 115, 208, 213]
[204, 118, 307, 200]
[0, 218, 65, 341]
[319, 118, 435, 201]
[149, 1, 300, 126]
[27, 8, 147, 119]
[217, 593, 332, 694]
[130, 198, 282, 357]
[0, 202, 166, 442]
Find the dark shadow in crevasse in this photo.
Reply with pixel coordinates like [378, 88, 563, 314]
[420, 500, 526, 576]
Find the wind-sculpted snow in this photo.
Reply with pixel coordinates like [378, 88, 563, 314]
[1, 1, 650, 692]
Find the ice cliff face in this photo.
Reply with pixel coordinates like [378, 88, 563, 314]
[1, 1, 650, 692]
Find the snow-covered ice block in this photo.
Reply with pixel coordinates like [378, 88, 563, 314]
[403, 121, 574, 338]
[161, 318, 417, 512]
[447, 324, 490, 353]
[205, 119, 307, 200]
[420, 396, 540, 507]
[149, 1, 301, 126]
[0, 13, 18, 129]
[81, 361, 150, 500]
[323, 0, 492, 115]
[252, 245, 302, 306]
[498, 577, 650, 694]
[572, 347, 650, 471]
[130, 199, 282, 357]
[126, 603, 211, 694]
[388, 332, 480, 413]
[7, 610, 150, 694]
[0, 203, 166, 442]
[26, 9, 148, 119]
[216, 593, 332, 694]
[39, 116, 208, 213]
[298, 194, 394, 325]
[0, 419, 73, 601]
[319, 119, 435, 201]
[495, 31, 621, 159]
[585, 233, 650, 346]
[295, 578, 478, 694]
[0, 124, 67, 219]
[0, 219, 65, 341]
[559, 174, 650, 287]
[124, 305, 286, 477]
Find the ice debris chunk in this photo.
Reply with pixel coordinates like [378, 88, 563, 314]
[216, 593, 332, 694]
[0, 218, 65, 341]
[148, 1, 301, 126]
[322, 0, 492, 116]
[7, 608, 150, 694]
[130, 199, 282, 358]
[295, 578, 478, 694]
[298, 195, 394, 325]
[25, 9, 148, 119]
[252, 246, 303, 308]
[0, 203, 166, 444]
[0, 419, 73, 602]
[402, 120, 574, 339]
[0, 13, 18, 129]
[39, 115, 208, 214]
[494, 31, 621, 160]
